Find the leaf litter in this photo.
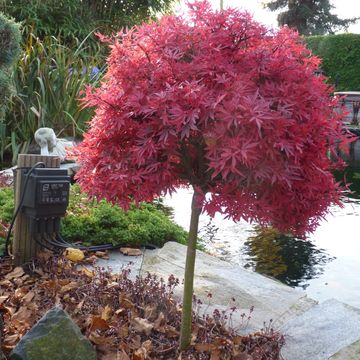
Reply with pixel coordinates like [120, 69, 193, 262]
[0, 252, 284, 359]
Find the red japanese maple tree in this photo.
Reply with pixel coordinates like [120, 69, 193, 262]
[75, 1, 351, 350]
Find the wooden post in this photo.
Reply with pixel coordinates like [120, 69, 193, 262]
[13, 154, 61, 265]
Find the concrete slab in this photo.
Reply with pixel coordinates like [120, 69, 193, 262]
[139, 242, 316, 331]
[330, 339, 360, 360]
[94, 248, 154, 280]
[280, 299, 360, 360]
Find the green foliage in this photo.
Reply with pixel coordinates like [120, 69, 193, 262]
[0, 186, 13, 223]
[1, 32, 104, 164]
[0, 12, 21, 67]
[0, 12, 20, 131]
[0, 0, 175, 42]
[265, 0, 358, 35]
[62, 185, 187, 247]
[0, 186, 13, 254]
[0, 184, 187, 254]
[305, 33, 360, 90]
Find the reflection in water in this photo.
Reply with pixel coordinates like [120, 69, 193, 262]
[241, 139, 360, 290]
[165, 139, 360, 305]
[336, 135, 360, 199]
[243, 227, 335, 289]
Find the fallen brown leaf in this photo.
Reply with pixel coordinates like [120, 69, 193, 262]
[144, 303, 157, 321]
[64, 248, 85, 262]
[89, 332, 111, 345]
[90, 316, 110, 331]
[22, 290, 35, 303]
[115, 308, 127, 317]
[195, 343, 216, 352]
[3, 334, 19, 349]
[132, 317, 153, 336]
[142, 340, 152, 352]
[95, 251, 109, 259]
[60, 281, 79, 293]
[153, 311, 165, 329]
[119, 247, 142, 256]
[0, 279, 12, 288]
[0, 295, 8, 304]
[12, 306, 33, 323]
[80, 266, 95, 278]
[119, 296, 134, 310]
[101, 305, 112, 321]
[210, 349, 221, 360]
[118, 325, 129, 338]
[133, 347, 147, 360]
[5, 266, 24, 280]
[114, 350, 130, 360]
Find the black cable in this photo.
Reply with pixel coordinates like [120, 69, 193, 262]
[2, 160, 158, 256]
[3, 162, 46, 257]
[34, 234, 59, 252]
[45, 232, 158, 252]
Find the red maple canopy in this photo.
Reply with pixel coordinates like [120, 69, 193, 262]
[75, 1, 352, 236]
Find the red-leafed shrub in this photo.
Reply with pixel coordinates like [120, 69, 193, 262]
[74, 0, 352, 350]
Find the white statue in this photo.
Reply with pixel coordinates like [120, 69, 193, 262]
[34, 127, 74, 162]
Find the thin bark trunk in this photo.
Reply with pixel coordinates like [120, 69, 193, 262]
[179, 189, 202, 351]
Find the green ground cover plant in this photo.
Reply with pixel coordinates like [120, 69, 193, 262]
[0, 183, 187, 255]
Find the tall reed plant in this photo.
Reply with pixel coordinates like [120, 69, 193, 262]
[2, 31, 105, 164]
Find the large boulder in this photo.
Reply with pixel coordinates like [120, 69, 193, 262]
[141, 242, 316, 332]
[9, 307, 96, 360]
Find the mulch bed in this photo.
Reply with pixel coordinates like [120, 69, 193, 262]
[0, 252, 284, 359]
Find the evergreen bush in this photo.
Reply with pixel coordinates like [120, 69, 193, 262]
[0, 12, 20, 116]
[305, 33, 360, 91]
[0, 12, 20, 162]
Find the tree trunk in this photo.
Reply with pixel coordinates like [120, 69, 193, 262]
[179, 189, 202, 351]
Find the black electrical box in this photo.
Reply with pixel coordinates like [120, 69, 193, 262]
[21, 168, 70, 219]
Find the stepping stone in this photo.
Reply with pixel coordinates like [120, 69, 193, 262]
[280, 299, 360, 360]
[330, 339, 360, 359]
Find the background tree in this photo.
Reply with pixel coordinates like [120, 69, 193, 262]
[0, 12, 20, 159]
[264, 0, 359, 35]
[74, 0, 352, 350]
[0, 0, 176, 42]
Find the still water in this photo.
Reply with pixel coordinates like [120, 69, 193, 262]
[164, 140, 360, 308]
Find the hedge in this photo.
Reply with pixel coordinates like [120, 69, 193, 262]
[305, 33, 360, 91]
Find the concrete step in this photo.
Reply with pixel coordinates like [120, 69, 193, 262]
[280, 298, 360, 360]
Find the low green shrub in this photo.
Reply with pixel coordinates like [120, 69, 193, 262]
[62, 185, 187, 247]
[0, 184, 187, 254]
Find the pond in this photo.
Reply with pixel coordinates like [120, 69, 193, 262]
[164, 138, 360, 308]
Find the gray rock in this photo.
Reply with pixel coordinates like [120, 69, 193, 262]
[330, 339, 360, 359]
[140, 242, 316, 332]
[9, 307, 96, 360]
[280, 299, 360, 360]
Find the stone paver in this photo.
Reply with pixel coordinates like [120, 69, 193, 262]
[281, 299, 360, 360]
